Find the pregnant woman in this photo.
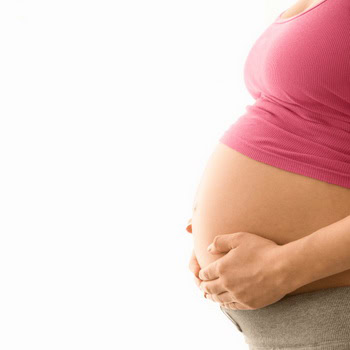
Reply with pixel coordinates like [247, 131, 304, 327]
[186, 0, 350, 348]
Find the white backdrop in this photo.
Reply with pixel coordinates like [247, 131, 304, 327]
[0, 1, 292, 349]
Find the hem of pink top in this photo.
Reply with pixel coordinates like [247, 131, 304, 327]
[219, 134, 350, 190]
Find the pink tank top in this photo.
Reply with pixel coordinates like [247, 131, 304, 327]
[219, 0, 350, 189]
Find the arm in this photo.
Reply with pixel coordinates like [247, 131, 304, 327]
[280, 214, 350, 293]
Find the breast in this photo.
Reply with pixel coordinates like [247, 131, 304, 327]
[190, 142, 350, 295]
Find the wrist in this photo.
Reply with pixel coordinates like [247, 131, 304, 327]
[277, 235, 322, 294]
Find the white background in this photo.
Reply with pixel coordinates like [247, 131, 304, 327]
[0, 1, 291, 349]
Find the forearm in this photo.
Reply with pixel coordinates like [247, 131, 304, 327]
[280, 214, 350, 293]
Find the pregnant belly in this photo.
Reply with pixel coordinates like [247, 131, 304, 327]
[190, 142, 350, 296]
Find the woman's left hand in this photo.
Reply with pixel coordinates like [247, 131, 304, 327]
[198, 231, 291, 310]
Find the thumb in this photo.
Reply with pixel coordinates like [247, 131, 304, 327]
[207, 232, 243, 254]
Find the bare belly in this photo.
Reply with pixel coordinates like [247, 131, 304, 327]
[191, 142, 350, 296]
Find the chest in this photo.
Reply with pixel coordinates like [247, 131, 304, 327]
[280, 0, 328, 21]
[243, 1, 350, 111]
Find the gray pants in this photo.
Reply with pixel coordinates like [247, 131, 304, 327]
[220, 286, 350, 349]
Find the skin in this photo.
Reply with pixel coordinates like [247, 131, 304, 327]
[188, 0, 349, 309]
[197, 213, 350, 310]
[190, 232, 291, 310]
[187, 141, 350, 309]
[279, 0, 327, 21]
[198, 232, 290, 310]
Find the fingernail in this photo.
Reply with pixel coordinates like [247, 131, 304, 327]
[207, 244, 213, 252]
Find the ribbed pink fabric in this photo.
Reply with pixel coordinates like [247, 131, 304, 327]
[219, 0, 350, 189]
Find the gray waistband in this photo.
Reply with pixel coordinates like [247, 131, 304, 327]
[220, 286, 350, 349]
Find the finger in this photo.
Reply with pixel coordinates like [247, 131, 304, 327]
[199, 279, 227, 295]
[198, 260, 220, 281]
[224, 302, 250, 310]
[210, 291, 234, 304]
[205, 292, 230, 304]
[222, 302, 238, 310]
[194, 275, 201, 288]
[188, 250, 200, 278]
[205, 293, 215, 302]
[207, 232, 244, 254]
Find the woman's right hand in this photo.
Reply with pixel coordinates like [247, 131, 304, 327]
[189, 248, 203, 290]
[186, 216, 208, 297]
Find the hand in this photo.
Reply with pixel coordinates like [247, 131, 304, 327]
[188, 248, 209, 298]
[187, 217, 210, 298]
[198, 232, 289, 310]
